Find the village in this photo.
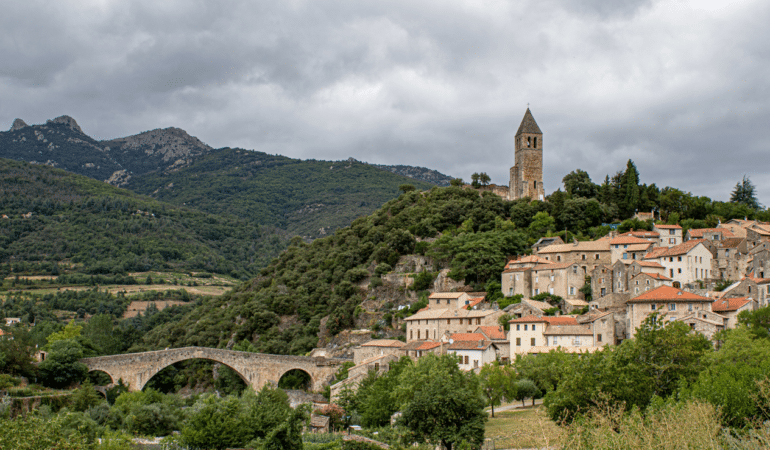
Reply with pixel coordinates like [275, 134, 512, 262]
[330, 216, 768, 400]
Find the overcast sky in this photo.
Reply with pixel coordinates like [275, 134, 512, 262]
[2, 0, 769, 203]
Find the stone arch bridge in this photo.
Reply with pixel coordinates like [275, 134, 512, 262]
[80, 347, 348, 392]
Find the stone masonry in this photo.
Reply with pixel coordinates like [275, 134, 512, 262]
[80, 347, 348, 392]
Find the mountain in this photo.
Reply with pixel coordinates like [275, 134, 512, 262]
[1, 116, 211, 185]
[2, 117, 447, 239]
[0, 158, 285, 278]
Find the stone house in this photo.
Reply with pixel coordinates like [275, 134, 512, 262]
[352, 339, 405, 365]
[610, 236, 653, 263]
[685, 228, 735, 242]
[746, 243, 770, 280]
[643, 240, 714, 287]
[509, 316, 599, 356]
[628, 272, 672, 297]
[563, 298, 589, 314]
[718, 219, 770, 248]
[720, 276, 770, 308]
[653, 224, 683, 248]
[712, 297, 756, 329]
[577, 310, 618, 345]
[672, 313, 725, 340]
[501, 255, 552, 298]
[618, 229, 660, 243]
[404, 308, 503, 342]
[712, 237, 749, 281]
[625, 286, 721, 339]
[530, 262, 586, 299]
[447, 339, 499, 371]
[475, 326, 510, 361]
[535, 239, 611, 274]
[531, 236, 565, 253]
[427, 292, 471, 309]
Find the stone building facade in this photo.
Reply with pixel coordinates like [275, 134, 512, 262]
[509, 108, 545, 201]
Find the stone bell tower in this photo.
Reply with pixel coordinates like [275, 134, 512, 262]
[509, 108, 544, 201]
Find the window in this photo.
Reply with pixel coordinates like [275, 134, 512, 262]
[524, 324, 528, 331]
[410, 330, 413, 340]
[623, 253, 628, 260]
[417, 330, 421, 339]
[531, 337, 536, 346]
[516, 324, 520, 331]
[669, 303, 676, 311]
[459, 318, 463, 325]
[477, 318, 481, 325]
[526, 136, 531, 147]
[688, 303, 693, 311]
[595, 253, 600, 260]
[534, 137, 538, 147]
[678, 256, 682, 262]
[573, 266, 578, 274]
[465, 355, 469, 365]
[597, 334, 602, 342]
[669, 229, 675, 235]
[582, 254, 587, 260]
[532, 324, 536, 331]
[678, 268, 682, 274]
[557, 256, 561, 262]
[447, 319, 451, 325]
[574, 337, 581, 346]
[570, 286, 575, 295]
[651, 304, 657, 310]
[635, 287, 639, 294]
[623, 245, 628, 249]
[550, 274, 555, 281]
[474, 360, 479, 368]
[670, 238, 676, 244]
[516, 337, 521, 346]
[534, 288, 539, 295]
[374, 363, 380, 371]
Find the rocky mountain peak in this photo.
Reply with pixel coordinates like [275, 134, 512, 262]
[10, 118, 28, 131]
[46, 115, 84, 134]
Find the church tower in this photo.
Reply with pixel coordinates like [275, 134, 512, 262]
[509, 108, 544, 201]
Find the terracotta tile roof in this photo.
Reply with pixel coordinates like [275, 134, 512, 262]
[577, 310, 614, 323]
[502, 267, 531, 274]
[626, 243, 653, 252]
[514, 345, 602, 354]
[536, 240, 611, 253]
[610, 236, 653, 245]
[361, 339, 405, 348]
[475, 326, 507, 340]
[628, 286, 711, 303]
[544, 316, 580, 325]
[466, 297, 484, 308]
[429, 292, 467, 299]
[543, 324, 593, 336]
[654, 224, 682, 229]
[447, 340, 493, 351]
[688, 228, 735, 238]
[644, 240, 708, 258]
[645, 273, 671, 281]
[450, 332, 486, 341]
[718, 238, 744, 249]
[505, 255, 551, 268]
[523, 299, 555, 311]
[532, 262, 578, 271]
[712, 297, 754, 312]
[636, 261, 665, 268]
[674, 314, 725, 327]
[405, 308, 499, 321]
[416, 341, 442, 350]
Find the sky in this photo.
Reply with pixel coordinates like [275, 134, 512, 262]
[2, 0, 769, 203]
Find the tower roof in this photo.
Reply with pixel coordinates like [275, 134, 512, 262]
[515, 108, 542, 136]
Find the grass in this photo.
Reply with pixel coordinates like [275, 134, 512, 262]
[485, 407, 562, 449]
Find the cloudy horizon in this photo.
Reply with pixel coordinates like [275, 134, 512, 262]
[3, 0, 769, 203]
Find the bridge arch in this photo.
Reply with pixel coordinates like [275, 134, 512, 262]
[80, 347, 346, 393]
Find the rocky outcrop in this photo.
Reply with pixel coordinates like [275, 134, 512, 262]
[47, 115, 84, 134]
[10, 118, 27, 131]
[104, 127, 211, 163]
[370, 163, 454, 187]
[105, 169, 132, 187]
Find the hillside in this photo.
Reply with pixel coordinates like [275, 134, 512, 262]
[126, 152, 436, 239]
[0, 158, 285, 278]
[2, 117, 444, 239]
[134, 186, 530, 354]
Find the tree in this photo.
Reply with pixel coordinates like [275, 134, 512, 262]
[731, 176, 760, 209]
[450, 178, 464, 187]
[181, 395, 246, 450]
[471, 173, 481, 188]
[562, 169, 598, 198]
[479, 362, 515, 417]
[45, 319, 82, 346]
[71, 379, 103, 412]
[395, 354, 487, 450]
[528, 211, 556, 236]
[620, 160, 640, 217]
[38, 339, 89, 388]
[514, 378, 541, 407]
[399, 184, 416, 193]
[478, 172, 491, 186]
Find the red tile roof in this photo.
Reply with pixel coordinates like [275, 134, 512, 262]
[509, 315, 548, 323]
[654, 224, 682, 229]
[416, 341, 442, 350]
[544, 316, 579, 325]
[505, 255, 552, 268]
[447, 340, 493, 350]
[628, 286, 710, 302]
[620, 230, 660, 239]
[688, 228, 735, 238]
[636, 261, 665, 268]
[361, 339, 406, 348]
[532, 262, 579, 271]
[476, 326, 507, 340]
[712, 297, 753, 312]
[466, 297, 484, 308]
[644, 240, 708, 258]
[451, 332, 485, 341]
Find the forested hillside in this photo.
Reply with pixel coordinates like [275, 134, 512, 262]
[126, 151, 435, 239]
[0, 158, 285, 278]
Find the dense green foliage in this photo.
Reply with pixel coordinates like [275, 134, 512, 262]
[137, 187, 529, 353]
[0, 158, 285, 277]
[127, 149, 435, 239]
